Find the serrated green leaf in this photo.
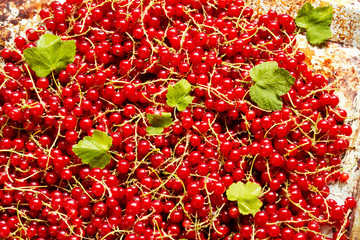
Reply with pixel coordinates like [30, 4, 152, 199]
[249, 85, 283, 111]
[295, 2, 333, 45]
[36, 34, 60, 48]
[249, 61, 295, 111]
[249, 61, 277, 85]
[237, 196, 263, 216]
[306, 23, 333, 45]
[166, 79, 194, 111]
[23, 34, 76, 77]
[146, 113, 173, 135]
[313, 6, 333, 25]
[226, 181, 263, 216]
[295, 2, 315, 28]
[226, 181, 242, 201]
[72, 130, 113, 169]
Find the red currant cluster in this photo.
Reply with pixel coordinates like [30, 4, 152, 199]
[0, 0, 356, 239]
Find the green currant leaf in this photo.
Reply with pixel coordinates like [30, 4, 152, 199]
[249, 85, 283, 111]
[226, 181, 263, 216]
[306, 23, 333, 45]
[295, 2, 333, 45]
[23, 34, 76, 77]
[72, 130, 113, 169]
[249, 61, 295, 111]
[166, 79, 194, 111]
[146, 112, 173, 135]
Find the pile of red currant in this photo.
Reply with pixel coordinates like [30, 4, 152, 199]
[0, 0, 356, 239]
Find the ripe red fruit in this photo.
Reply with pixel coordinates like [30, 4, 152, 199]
[0, 0, 354, 239]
